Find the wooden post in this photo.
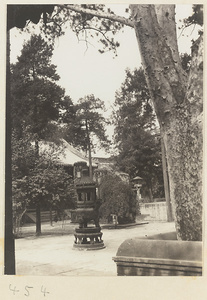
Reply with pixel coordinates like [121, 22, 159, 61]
[36, 201, 41, 235]
[85, 119, 93, 179]
[5, 28, 16, 274]
[49, 207, 53, 226]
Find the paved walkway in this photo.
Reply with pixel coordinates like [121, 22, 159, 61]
[15, 221, 176, 276]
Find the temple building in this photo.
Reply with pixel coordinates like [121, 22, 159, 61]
[38, 139, 98, 178]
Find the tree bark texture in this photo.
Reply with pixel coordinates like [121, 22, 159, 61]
[130, 4, 203, 240]
[161, 136, 173, 222]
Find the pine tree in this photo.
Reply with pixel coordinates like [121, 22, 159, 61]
[11, 34, 69, 235]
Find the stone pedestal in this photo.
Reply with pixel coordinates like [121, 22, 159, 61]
[74, 227, 105, 250]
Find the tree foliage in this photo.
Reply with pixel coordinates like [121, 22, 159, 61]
[62, 94, 110, 153]
[113, 68, 164, 199]
[10, 34, 76, 235]
[11, 4, 127, 56]
[10, 34, 67, 141]
[25, 151, 75, 211]
[12, 131, 35, 236]
[12, 133, 75, 236]
[183, 5, 203, 27]
[99, 174, 137, 224]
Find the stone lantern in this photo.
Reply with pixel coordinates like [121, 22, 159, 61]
[73, 162, 105, 250]
[132, 176, 143, 201]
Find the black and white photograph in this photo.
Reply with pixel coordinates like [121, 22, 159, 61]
[1, 2, 205, 299]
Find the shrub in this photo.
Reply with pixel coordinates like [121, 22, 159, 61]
[99, 174, 137, 224]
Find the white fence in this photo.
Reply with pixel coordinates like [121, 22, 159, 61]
[139, 201, 168, 221]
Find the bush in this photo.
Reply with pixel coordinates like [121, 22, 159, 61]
[99, 174, 137, 224]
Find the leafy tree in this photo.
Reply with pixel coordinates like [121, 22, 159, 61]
[62, 94, 110, 177]
[99, 173, 137, 224]
[113, 68, 163, 200]
[10, 34, 75, 235]
[59, 96, 86, 151]
[12, 134, 75, 236]
[11, 130, 35, 236]
[25, 152, 75, 234]
[113, 52, 192, 202]
[10, 34, 66, 141]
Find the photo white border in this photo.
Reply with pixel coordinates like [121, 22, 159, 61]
[0, 1, 206, 299]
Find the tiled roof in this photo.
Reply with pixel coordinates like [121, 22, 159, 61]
[38, 139, 97, 167]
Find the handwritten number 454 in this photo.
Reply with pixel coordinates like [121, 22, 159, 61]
[9, 284, 49, 297]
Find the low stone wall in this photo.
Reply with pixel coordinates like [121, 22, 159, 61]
[139, 201, 168, 221]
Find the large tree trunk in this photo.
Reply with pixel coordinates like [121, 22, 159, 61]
[130, 4, 203, 241]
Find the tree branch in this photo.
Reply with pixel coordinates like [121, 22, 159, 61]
[83, 26, 118, 52]
[58, 4, 134, 28]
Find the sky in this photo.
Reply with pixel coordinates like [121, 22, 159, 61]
[9, 4, 201, 157]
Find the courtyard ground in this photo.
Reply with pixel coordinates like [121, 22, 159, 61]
[15, 220, 176, 276]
